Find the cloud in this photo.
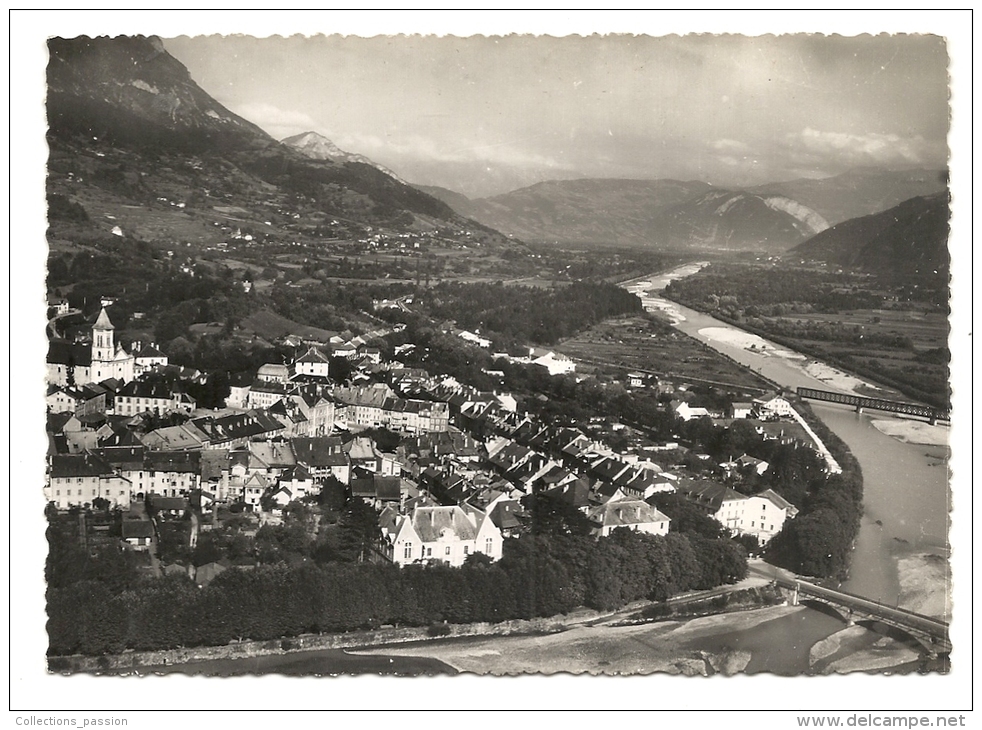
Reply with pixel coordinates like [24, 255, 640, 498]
[712, 138, 751, 154]
[230, 102, 319, 140]
[335, 131, 572, 173]
[787, 127, 936, 168]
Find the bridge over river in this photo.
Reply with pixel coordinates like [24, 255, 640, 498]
[774, 577, 951, 656]
[795, 387, 949, 424]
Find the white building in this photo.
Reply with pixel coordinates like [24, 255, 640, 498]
[587, 497, 671, 538]
[380, 504, 503, 568]
[739, 489, 798, 544]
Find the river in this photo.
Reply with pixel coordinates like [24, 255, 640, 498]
[626, 263, 950, 605]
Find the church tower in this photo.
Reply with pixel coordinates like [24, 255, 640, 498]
[91, 307, 115, 368]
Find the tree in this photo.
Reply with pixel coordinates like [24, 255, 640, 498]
[329, 356, 353, 384]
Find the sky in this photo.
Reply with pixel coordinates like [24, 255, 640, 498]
[163, 32, 949, 197]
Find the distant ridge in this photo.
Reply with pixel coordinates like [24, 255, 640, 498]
[789, 192, 950, 279]
[750, 168, 948, 225]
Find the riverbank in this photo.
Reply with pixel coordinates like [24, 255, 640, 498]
[871, 417, 950, 447]
[897, 552, 951, 621]
[349, 601, 930, 676]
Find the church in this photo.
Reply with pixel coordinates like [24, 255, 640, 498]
[46, 307, 135, 387]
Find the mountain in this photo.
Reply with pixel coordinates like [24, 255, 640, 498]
[422, 178, 715, 246]
[282, 131, 407, 183]
[415, 185, 482, 219]
[789, 192, 950, 279]
[46, 35, 502, 241]
[750, 168, 948, 226]
[650, 190, 829, 252]
[426, 178, 829, 251]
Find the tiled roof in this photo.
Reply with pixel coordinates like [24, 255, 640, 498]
[411, 505, 480, 543]
[678, 479, 747, 509]
[146, 450, 200, 473]
[291, 436, 344, 467]
[588, 499, 669, 529]
[49, 453, 114, 478]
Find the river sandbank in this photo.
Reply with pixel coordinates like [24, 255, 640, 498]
[871, 418, 950, 447]
[897, 552, 951, 621]
[347, 605, 803, 675]
[346, 602, 928, 676]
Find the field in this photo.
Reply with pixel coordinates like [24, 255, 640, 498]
[750, 307, 949, 408]
[662, 264, 950, 408]
[239, 309, 340, 343]
[557, 314, 773, 392]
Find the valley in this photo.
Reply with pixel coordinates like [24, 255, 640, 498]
[35, 32, 954, 692]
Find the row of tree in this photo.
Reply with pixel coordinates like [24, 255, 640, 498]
[47, 528, 747, 657]
[763, 404, 864, 579]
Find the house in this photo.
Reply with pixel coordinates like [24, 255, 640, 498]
[226, 373, 253, 409]
[291, 436, 348, 483]
[242, 473, 269, 509]
[131, 342, 169, 376]
[141, 451, 201, 498]
[739, 489, 798, 544]
[730, 402, 754, 419]
[530, 349, 576, 376]
[289, 386, 336, 436]
[45, 453, 132, 509]
[587, 497, 671, 538]
[121, 517, 154, 551]
[677, 479, 748, 534]
[380, 504, 503, 568]
[257, 362, 291, 384]
[148, 495, 189, 518]
[542, 478, 593, 514]
[141, 422, 210, 451]
[671, 400, 711, 422]
[457, 329, 492, 348]
[277, 464, 315, 501]
[293, 347, 332, 378]
[737, 454, 770, 476]
[49, 296, 70, 316]
[753, 392, 795, 419]
[199, 449, 230, 502]
[115, 379, 195, 417]
[349, 473, 405, 509]
[46, 384, 89, 415]
[246, 380, 289, 410]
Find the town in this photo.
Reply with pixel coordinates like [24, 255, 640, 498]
[44, 295, 840, 652]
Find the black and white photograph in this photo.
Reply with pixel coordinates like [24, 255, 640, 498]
[10, 8, 972, 719]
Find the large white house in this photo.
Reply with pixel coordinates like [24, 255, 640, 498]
[739, 489, 798, 544]
[678, 479, 748, 534]
[380, 504, 503, 567]
[586, 497, 671, 538]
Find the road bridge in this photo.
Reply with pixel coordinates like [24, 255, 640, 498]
[795, 387, 949, 424]
[774, 577, 951, 656]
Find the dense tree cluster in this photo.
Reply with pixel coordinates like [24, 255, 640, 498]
[415, 280, 643, 347]
[763, 405, 864, 579]
[664, 266, 883, 314]
[46, 524, 746, 656]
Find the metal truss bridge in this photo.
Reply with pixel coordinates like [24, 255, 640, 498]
[795, 387, 949, 424]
